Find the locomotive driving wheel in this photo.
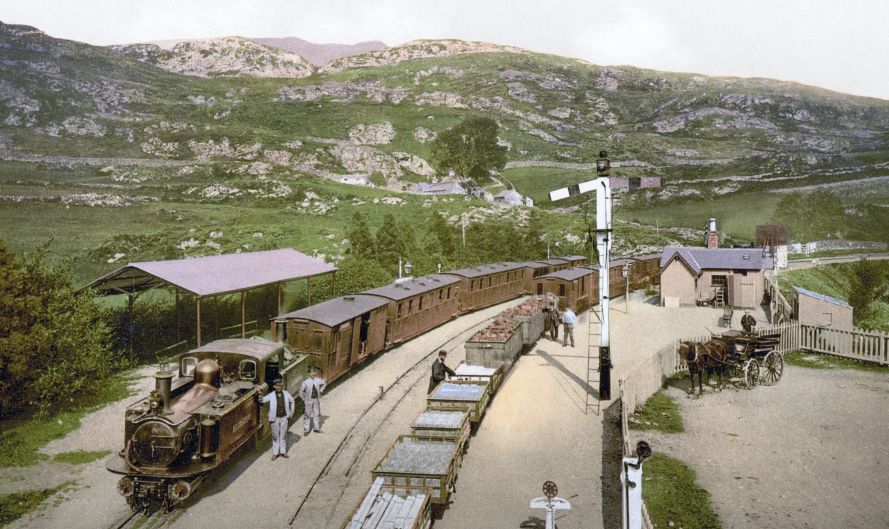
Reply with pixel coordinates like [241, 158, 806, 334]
[742, 359, 759, 389]
[759, 351, 784, 385]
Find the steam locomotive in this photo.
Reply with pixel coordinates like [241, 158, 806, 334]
[106, 338, 310, 511]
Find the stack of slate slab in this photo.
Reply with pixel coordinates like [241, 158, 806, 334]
[411, 408, 471, 452]
[453, 363, 503, 394]
[372, 435, 462, 505]
[427, 381, 490, 423]
[344, 477, 431, 529]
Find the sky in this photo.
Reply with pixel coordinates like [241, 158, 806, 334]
[1, 0, 888, 100]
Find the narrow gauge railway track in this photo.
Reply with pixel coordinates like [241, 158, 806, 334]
[112, 508, 181, 529]
[288, 311, 509, 528]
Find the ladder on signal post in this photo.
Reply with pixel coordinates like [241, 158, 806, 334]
[586, 306, 602, 415]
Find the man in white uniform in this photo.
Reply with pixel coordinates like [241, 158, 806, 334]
[562, 307, 577, 347]
[259, 378, 295, 460]
[299, 367, 326, 434]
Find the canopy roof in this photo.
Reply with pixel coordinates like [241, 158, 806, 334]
[84, 248, 336, 297]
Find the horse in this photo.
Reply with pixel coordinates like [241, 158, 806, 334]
[679, 339, 732, 394]
[678, 341, 706, 395]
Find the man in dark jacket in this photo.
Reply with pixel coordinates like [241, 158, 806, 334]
[428, 350, 456, 394]
[741, 311, 756, 333]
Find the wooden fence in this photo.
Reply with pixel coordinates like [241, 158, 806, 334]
[799, 324, 889, 365]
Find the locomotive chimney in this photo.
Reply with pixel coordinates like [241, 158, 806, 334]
[153, 371, 174, 415]
[705, 218, 719, 249]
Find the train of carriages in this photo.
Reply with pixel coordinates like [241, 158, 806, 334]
[107, 253, 662, 511]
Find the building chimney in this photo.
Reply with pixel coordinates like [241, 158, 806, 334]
[705, 218, 719, 249]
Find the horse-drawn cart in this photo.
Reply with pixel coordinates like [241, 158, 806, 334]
[721, 330, 784, 388]
[680, 330, 785, 394]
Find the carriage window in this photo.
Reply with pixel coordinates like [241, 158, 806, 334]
[559, 284, 566, 296]
[419, 296, 424, 310]
[239, 359, 257, 381]
[471, 280, 475, 290]
[447, 287, 452, 299]
[439, 289, 443, 301]
[408, 300, 413, 313]
[397, 303, 403, 318]
[181, 356, 198, 377]
[311, 332, 323, 352]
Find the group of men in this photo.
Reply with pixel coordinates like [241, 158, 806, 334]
[543, 300, 577, 347]
[259, 367, 326, 461]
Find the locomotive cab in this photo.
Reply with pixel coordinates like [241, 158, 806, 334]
[107, 337, 309, 511]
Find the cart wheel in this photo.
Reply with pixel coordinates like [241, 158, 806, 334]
[760, 351, 784, 385]
[743, 359, 759, 389]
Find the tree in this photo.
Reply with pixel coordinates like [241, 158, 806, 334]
[0, 240, 119, 417]
[375, 214, 405, 271]
[848, 259, 889, 328]
[431, 117, 507, 184]
[345, 212, 374, 260]
[429, 212, 457, 256]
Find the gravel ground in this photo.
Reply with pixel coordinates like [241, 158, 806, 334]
[632, 366, 889, 529]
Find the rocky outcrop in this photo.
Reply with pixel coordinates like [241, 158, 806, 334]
[114, 37, 313, 78]
[249, 36, 386, 66]
[277, 81, 407, 104]
[321, 39, 526, 73]
[349, 122, 396, 145]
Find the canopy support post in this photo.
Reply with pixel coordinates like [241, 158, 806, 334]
[307, 277, 312, 305]
[277, 282, 283, 314]
[196, 297, 202, 347]
[241, 291, 246, 338]
[332, 271, 336, 297]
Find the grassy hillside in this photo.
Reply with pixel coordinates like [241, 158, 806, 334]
[1, 21, 889, 281]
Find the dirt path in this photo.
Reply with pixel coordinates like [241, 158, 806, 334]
[630, 366, 889, 529]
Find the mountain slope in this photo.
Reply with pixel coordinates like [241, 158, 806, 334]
[249, 37, 385, 66]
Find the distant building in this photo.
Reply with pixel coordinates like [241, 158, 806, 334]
[340, 174, 373, 187]
[609, 176, 662, 193]
[659, 246, 773, 308]
[493, 189, 527, 206]
[414, 182, 466, 195]
[792, 287, 854, 329]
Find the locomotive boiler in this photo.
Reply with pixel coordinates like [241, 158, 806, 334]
[106, 337, 309, 511]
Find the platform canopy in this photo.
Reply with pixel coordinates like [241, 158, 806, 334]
[84, 248, 336, 298]
[83, 248, 338, 347]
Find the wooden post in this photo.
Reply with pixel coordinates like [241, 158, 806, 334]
[241, 291, 246, 338]
[277, 282, 282, 314]
[307, 276, 312, 305]
[175, 289, 180, 344]
[196, 297, 202, 347]
[127, 294, 135, 356]
[332, 271, 336, 297]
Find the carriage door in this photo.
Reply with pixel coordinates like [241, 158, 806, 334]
[358, 312, 371, 360]
[337, 322, 353, 376]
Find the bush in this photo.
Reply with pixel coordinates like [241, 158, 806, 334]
[0, 240, 122, 418]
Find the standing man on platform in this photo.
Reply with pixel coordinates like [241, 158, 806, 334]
[299, 367, 326, 435]
[428, 350, 456, 394]
[259, 378, 295, 460]
[547, 300, 561, 341]
[562, 307, 577, 347]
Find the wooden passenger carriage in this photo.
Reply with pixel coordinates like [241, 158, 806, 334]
[554, 255, 589, 267]
[446, 263, 528, 313]
[363, 274, 462, 346]
[533, 267, 596, 313]
[534, 258, 572, 274]
[272, 295, 389, 383]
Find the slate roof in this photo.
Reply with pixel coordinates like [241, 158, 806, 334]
[275, 295, 389, 327]
[554, 255, 588, 263]
[84, 248, 336, 297]
[189, 337, 283, 360]
[793, 286, 852, 309]
[534, 258, 570, 267]
[541, 267, 594, 281]
[446, 262, 528, 279]
[363, 274, 461, 301]
[660, 246, 773, 274]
